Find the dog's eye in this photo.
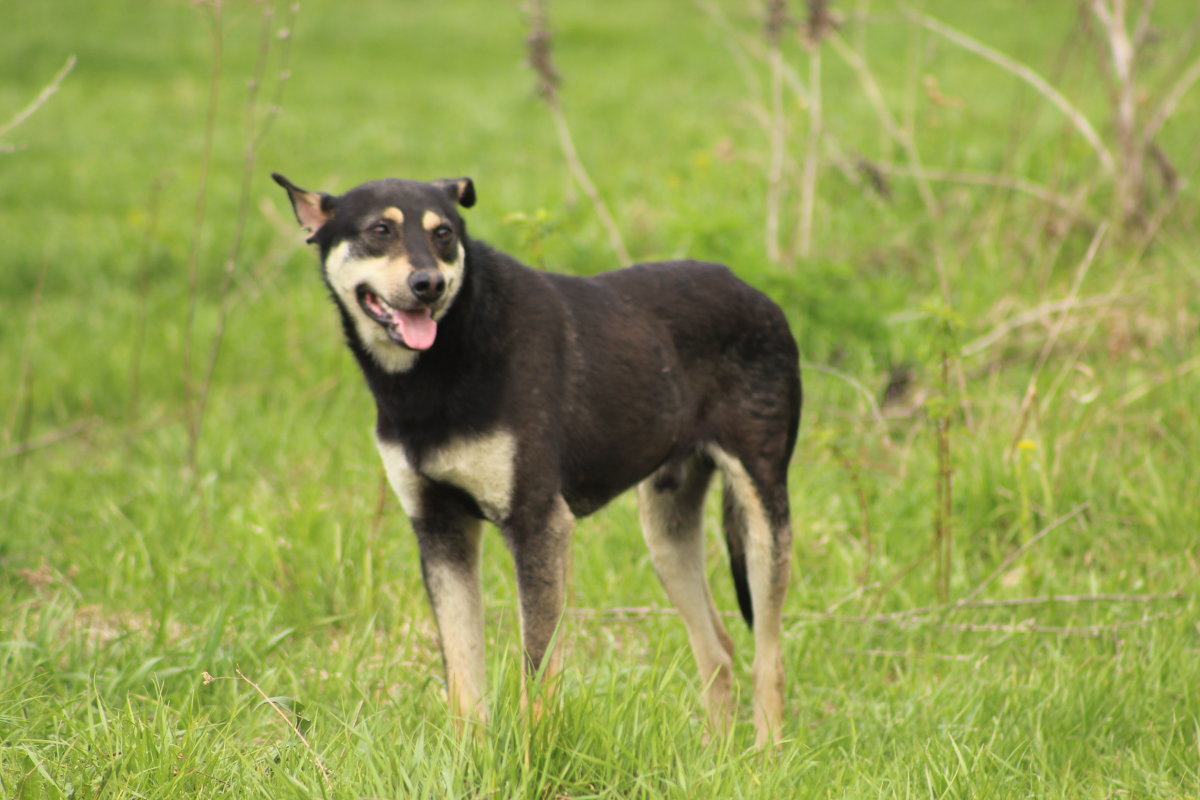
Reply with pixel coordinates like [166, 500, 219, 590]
[368, 221, 392, 236]
[433, 224, 453, 242]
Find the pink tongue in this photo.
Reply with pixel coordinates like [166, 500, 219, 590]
[393, 308, 437, 350]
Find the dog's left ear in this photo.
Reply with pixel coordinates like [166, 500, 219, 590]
[433, 177, 476, 209]
[272, 172, 336, 239]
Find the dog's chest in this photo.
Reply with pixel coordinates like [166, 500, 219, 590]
[376, 429, 518, 522]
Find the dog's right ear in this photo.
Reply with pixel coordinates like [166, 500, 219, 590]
[272, 173, 336, 240]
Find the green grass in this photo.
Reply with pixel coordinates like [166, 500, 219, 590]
[3, 0, 1200, 797]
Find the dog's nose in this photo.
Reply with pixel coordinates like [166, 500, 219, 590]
[408, 270, 446, 303]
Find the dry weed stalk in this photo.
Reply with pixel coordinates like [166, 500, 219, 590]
[191, 2, 298, 460]
[1088, 0, 1200, 222]
[915, 4, 1200, 227]
[6, 256, 49, 460]
[128, 175, 172, 418]
[702, 0, 906, 263]
[525, 0, 631, 266]
[827, 35, 941, 217]
[1091, 0, 1143, 221]
[933, 349, 952, 603]
[1011, 223, 1108, 450]
[829, 441, 874, 586]
[182, 1, 226, 476]
[961, 293, 1122, 358]
[911, 10, 1116, 178]
[764, 0, 788, 263]
[794, 0, 836, 259]
[0, 55, 76, 150]
[200, 668, 333, 787]
[572, 580, 1186, 638]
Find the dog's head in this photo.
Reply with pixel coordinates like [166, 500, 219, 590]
[273, 173, 476, 371]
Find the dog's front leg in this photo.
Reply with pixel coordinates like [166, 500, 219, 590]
[378, 441, 488, 731]
[412, 499, 487, 733]
[506, 496, 575, 715]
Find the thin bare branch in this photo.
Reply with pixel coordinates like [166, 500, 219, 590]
[191, 2, 299, 455]
[692, 0, 765, 97]
[801, 361, 888, 431]
[909, 10, 1116, 176]
[546, 106, 631, 265]
[1118, 355, 1200, 407]
[765, 1, 788, 264]
[183, 4, 224, 477]
[526, 0, 630, 266]
[920, 610, 1181, 636]
[869, 161, 1087, 219]
[1012, 223, 1108, 448]
[845, 649, 982, 662]
[0, 55, 76, 141]
[959, 503, 1090, 604]
[1132, 0, 1158, 50]
[962, 294, 1122, 357]
[827, 35, 940, 216]
[569, 591, 1187, 627]
[1092, 0, 1144, 221]
[235, 668, 332, 787]
[0, 419, 99, 460]
[1140, 54, 1200, 148]
[796, 44, 822, 259]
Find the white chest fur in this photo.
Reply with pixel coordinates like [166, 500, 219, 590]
[376, 428, 518, 522]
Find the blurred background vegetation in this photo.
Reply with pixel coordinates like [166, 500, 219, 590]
[2, 1, 1199, 796]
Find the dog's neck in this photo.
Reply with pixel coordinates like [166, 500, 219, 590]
[348, 238, 508, 448]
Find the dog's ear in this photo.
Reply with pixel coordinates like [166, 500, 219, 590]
[433, 177, 476, 209]
[272, 173, 336, 238]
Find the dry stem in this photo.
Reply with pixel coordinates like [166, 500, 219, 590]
[910, 10, 1116, 177]
[1091, 0, 1141, 220]
[868, 161, 1085, 219]
[829, 442, 873, 586]
[570, 591, 1186, 634]
[525, 0, 630, 266]
[962, 294, 1122, 358]
[183, 4, 225, 477]
[765, 0, 788, 264]
[0, 55, 76, 143]
[191, 2, 297, 456]
[796, 42, 822, 259]
[828, 35, 940, 216]
[801, 361, 888, 432]
[958, 503, 1089, 604]
[1011, 223, 1108, 449]
[234, 667, 332, 787]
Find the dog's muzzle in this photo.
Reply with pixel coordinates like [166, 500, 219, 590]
[356, 284, 438, 350]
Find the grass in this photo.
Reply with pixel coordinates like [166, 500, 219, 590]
[2, 0, 1200, 797]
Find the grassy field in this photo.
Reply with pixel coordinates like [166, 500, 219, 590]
[3, 0, 1200, 797]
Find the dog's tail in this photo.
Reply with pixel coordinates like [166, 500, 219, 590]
[721, 478, 755, 629]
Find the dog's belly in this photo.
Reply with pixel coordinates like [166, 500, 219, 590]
[557, 347, 687, 517]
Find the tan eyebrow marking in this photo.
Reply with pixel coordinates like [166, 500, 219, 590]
[422, 209, 446, 230]
[382, 207, 405, 224]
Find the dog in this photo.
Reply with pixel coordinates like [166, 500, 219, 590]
[273, 172, 801, 745]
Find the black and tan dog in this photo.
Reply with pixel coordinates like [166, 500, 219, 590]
[273, 173, 801, 745]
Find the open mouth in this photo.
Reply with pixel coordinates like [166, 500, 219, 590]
[355, 285, 438, 351]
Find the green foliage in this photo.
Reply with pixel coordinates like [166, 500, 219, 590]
[2, 0, 1199, 797]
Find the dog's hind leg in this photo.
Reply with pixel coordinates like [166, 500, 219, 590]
[709, 446, 792, 747]
[637, 453, 736, 736]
